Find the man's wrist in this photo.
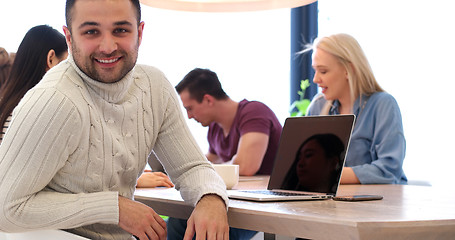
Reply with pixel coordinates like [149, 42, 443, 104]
[198, 193, 227, 208]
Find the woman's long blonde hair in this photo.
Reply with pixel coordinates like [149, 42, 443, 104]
[311, 33, 384, 114]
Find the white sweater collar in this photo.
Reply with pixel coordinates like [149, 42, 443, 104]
[68, 55, 134, 103]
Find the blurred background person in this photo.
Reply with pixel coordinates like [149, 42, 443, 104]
[0, 25, 68, 143]
[0, 47, 15, 87]
[171, 68, 283, 239]
[176, 68, 282, 176]
[307, 33, 406, 184]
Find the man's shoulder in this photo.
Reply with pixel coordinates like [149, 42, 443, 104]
[36, 60, 78, 92]
[134, 64, 162, 73]
[134, 65, 166, 80]
[239, 99, 273, 113]
[14, 61, 83, 120]
[133, 65, 172, 90]
[29, 62, 88, 112]
[237, 100, 280, 124]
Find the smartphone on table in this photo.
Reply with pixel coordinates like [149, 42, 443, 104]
[332, 195, 383, 201]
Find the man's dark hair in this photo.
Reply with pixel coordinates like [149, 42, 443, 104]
[65, 0, 142, 31]
[176, 68, 229, 103]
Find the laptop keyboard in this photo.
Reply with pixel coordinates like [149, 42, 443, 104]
[241, 190, 313, 196]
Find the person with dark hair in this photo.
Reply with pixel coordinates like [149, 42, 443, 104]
[282, 134, 344, 194]
[0, 1, 229, 240]
[175, 68, 282, 176]
[0, 25, 68, 143]
[171, 68, 282, 240]
[176, 68, 229, 103]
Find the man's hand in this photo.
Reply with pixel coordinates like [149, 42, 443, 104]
[184, 194, 229, 240]
[118, 196, 167, 240]
[206, 152, 222, 164]
[136, 171, 174, 188]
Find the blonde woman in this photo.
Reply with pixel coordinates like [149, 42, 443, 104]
[307, 33, 406, 184]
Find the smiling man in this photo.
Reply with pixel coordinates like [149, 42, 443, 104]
[64, 0, 141, 84]
[0, 1, 229, 240]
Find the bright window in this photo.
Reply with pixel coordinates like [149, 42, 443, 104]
[139, 7, 291, 152]
[319, 0, 455, 186]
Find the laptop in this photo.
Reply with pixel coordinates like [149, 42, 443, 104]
[227, 114, 355, 201]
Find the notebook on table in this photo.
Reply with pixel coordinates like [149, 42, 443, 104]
[227, 115, 355, 202]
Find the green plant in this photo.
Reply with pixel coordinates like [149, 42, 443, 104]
[289, 79, 311, 117]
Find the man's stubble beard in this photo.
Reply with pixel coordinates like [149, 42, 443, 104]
[70, 38, 139, 83]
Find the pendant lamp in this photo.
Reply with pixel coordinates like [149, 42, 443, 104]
[139, 0, 317, 12]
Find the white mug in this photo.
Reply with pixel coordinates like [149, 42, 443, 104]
[212, 164, 239, 189]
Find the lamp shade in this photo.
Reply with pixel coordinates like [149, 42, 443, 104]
[140, 0, 317, 12]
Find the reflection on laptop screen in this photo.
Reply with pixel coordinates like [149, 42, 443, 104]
[268, 115, 354, 195]
[280, 133, 344, 194]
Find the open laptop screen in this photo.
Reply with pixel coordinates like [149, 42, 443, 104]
[268, 115, 355, 195]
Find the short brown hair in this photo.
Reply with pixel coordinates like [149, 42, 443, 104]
[65, 0, 141, 31]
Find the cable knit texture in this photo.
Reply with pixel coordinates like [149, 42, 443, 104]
[0, 55, 228, 240]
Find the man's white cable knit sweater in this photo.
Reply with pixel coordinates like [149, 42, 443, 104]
[0, 56, 227, 239]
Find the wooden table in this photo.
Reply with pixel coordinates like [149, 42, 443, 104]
[134, 176, 455, 240]
[1, 230, 89, 240]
